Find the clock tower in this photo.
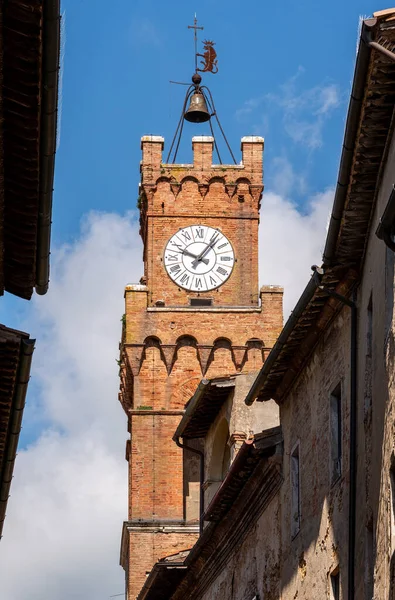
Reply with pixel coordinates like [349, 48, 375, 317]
[118, 134, 283, 598]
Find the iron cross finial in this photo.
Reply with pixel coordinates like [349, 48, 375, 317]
[188, 16, 204, 73]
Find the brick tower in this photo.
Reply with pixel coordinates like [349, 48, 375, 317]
[118, 134, 283, 598]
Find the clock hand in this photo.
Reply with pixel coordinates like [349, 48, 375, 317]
[191, 233, 220, 269]
[182, 249, 209, 265]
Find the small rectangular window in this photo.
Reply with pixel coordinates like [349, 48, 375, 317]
[189, 298, 212, 307]
[330, 383, 342, 484]
[391, 464, 395, 553]
[366, 295, 373, 357]
[330, 569, 340, 600]
[365, 519, 374, 600]
[291, 442, 300, 538]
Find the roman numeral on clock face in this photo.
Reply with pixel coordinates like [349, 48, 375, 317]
[170, 264, 181, 274]
[216, 266, 228, 276]
[195, 227, 204, 239]
[180, 230, 191, 242]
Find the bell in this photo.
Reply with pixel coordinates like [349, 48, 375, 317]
[184, 91, 210, 123]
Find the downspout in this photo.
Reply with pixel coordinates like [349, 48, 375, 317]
[174, 436, 204, 535]
[0, 338, 35, 539]
[312, 268, 357, 600]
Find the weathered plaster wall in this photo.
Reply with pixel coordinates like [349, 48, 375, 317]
[279, 311, 351, 599]
[353, 124, 395, 600]
[199, 496, 281, 600]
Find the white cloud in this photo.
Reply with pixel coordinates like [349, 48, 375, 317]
[259, 188, 333, 316]
[236, 68, 341, 149]
[270, 156, 307, 198]
[0, 189, 332, 598]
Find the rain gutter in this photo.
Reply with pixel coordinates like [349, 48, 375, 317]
[0, 338, 35, 538]
[35, 0, 61, 295]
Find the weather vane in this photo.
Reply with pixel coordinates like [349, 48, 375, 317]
[188, 15, 218, 74]
[167, 16, 234, 165]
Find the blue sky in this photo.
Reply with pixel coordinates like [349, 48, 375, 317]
[0, 2, 383, 599]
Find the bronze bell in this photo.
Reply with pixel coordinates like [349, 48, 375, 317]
[184, 91, 210, 123]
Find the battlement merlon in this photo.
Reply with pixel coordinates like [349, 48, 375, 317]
[139, 135, 264, 185]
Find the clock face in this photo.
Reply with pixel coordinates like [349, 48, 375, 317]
[164, 225, 235, 292]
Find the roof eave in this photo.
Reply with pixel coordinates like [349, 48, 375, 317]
[0, 337, 35, 538]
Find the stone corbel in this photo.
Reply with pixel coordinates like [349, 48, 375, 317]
[198, 183, 209, 199]
[197, 345, 214, 375]
[225, 183, 237, 198]
[125, 345, 145, 376]
[142, 184, 156, 203]
[170, 181, 181, 198]
[249, 184, 264, 203]
[161, 345, 177, 375]
[231, 346, 247, 371]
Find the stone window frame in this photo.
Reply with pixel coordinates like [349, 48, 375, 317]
[290, 439, 301, 539]
[330, 382, 342, 486]
[330, 566, 340, 600]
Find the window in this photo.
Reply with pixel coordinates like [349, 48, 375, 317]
[365, 519, 374, 600]
[366, 295, 373, 358]
[330, 569, 340, 600]
[291, 442, 300, 538]
[330, 383, 342, 484]
[189, 298, 212, 307]
[391, 463, 395, 553]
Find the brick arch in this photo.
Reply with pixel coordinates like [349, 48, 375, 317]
[205, 338, 235, 379]
[235, 176, 252, 186]
[207, 175, 226, 186]
[213, 336, 233, 349]
[176, 334, 198, 348]
[144, 335, 163, 347]
[244, 337, 264, 348]
[244, 338, 264, 371]
[155, 176, 172, 185]
[180, 175, 199, 186]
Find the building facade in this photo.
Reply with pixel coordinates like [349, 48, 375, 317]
[118, 135, 283, 598]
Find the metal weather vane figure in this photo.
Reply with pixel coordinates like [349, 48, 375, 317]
[188, 16, 219, 75]
[197, 40, 218, 74]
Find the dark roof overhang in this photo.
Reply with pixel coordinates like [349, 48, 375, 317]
[0, 0, 60, 300]
[0, 324, 34, 538]
[173, 376, 235, 441]
[246, 11, 395, 405]
[136, 552, 190, 600]
[203, 425, 283, 521]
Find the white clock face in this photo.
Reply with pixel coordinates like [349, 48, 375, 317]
[164, 225, 235, 292]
